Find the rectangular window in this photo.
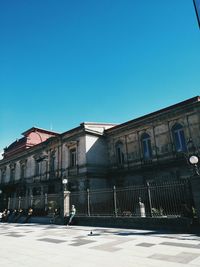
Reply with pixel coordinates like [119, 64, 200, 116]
[10, 168, 15, 182]
[50, 155, 55, 172]
[35, 161, 40, 176]
[21, 165, 25, 179]
[70, 149, 77, 167]
[1, 170, 6, 183]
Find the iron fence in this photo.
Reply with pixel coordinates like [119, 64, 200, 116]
[6, 193, 62, 216]
[3, 179, 194, 218]
[70, 179, 194, 218]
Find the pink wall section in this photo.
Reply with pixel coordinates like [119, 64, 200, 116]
[4, 128, 57, 158]
[27, 131, 54, 146]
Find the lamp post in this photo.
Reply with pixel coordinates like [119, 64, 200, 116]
[62, 178, 68, 191]
[62, 178, 70, 222]
[181, 139, 200, 177]
[189, 155, 200, 176]
[183, 139, 200, 221]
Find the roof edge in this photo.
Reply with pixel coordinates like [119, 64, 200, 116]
[22, 127, 59, 136]
[106, 96, 200, 132]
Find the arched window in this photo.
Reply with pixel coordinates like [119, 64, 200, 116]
[141, 133, 152, 159]
[172, 124, 187, 152]
[115, 142, 124, 165]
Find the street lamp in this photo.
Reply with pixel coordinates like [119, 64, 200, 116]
[189, 155, 200, 176]
[62, 178, 68, 191]
[181, 139, 200, 177]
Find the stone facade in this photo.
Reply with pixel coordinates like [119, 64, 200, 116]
[0, 96, 200, 211]
[106, 96, 200, 187]
[0, 123, 116, 210]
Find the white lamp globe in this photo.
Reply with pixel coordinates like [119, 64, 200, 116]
[62, 178, 68, 185]
[189, 155, 199, 165]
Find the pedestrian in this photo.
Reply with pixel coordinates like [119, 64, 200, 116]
[9, 209, 17, 222]
[24, 207, 33, 223]
[2, 209, 8, 222]
[50, 208, 60, 224]
[67, 205, 76, 226]
[14, 208, 23, 223]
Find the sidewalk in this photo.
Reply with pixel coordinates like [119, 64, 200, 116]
[0, 223, 200, 267]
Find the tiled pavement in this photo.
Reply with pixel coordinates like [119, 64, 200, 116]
[0, 223, 200, 267]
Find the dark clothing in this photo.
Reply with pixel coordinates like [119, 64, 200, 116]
[67, 206, 76, 225]
[50, 209, 60, 223]
[24, 208, 33, 223]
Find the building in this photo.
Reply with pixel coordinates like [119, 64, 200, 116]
[106, 96, 200, 186]
[0, 96, 200, 213]
[0, 122, 116, 211]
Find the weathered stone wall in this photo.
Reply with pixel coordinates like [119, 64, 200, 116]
[107, 102, 200, 185]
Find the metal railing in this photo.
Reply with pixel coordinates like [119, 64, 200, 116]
[3, 179, 194, 218]
[70, 179, 194, 218]
[6, 193, 62, 216]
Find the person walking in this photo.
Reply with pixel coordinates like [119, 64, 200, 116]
[50, 208, 60, 224]
[67, 205, 76, 226]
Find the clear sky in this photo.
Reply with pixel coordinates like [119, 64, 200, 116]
[0, 0, 200, 153]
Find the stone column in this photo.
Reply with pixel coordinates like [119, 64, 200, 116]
[190, 175, 200, 221]
[63, 190, 70, 218]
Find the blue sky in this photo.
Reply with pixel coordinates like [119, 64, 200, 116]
[0, 0, 200, 153]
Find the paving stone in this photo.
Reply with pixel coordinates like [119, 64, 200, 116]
[149, 252, 200, 264]
[70, 239, 96, 246]
[37, 238, 67, 244]
[136, 242, 155, 247]
[160, 241, 200, 249]
[5, 234, 25, 237]
[91, 244, 121, 252]
[91, 239, 130, 252]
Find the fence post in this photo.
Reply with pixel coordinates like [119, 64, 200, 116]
[113, 185, 118, 217]
[146, 182, 152, 217]
[30, 195, 33, 207]
[18, 196, 21, 210]
[7, 197, 10, 210]
[45, 193, 48, 212]
[87, 189, 91, 216]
